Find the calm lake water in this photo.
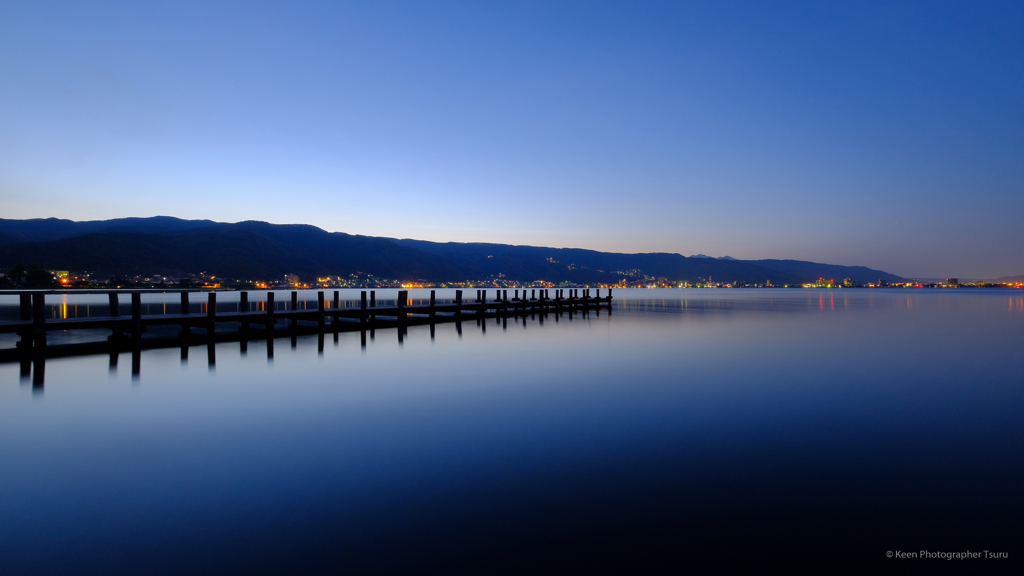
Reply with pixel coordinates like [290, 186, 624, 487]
[1, 289, 1021, 572]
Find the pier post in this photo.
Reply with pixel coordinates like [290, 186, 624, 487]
[332, 291, 340, 335]
[181, 291, 189, 315]
[317, 291, 325, 332]
[207, 292, 217, 341]
[239, 291, 250, 341]
[266, 292, 275, 338]
[370, 290, 376, 326]
[266, 293, 275, 360]
[132, 347, 141, 379]
[109, 292, 120, 317]
[20, 293, 31, 321]
[290, 291, 298, 333]
[429, 290, 436, 322]
[32, 350, 45, 390]
[360, 291, 367, 330]
[397, 290, 407, 342]
[131, 292, 142, 340]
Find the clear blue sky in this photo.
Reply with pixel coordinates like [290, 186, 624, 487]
[1, 1, 1021, 278]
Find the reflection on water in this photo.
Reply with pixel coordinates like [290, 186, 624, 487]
[0, 289, 1021, 572]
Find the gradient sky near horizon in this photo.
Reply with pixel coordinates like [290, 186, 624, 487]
[1, 1, 1022, 278]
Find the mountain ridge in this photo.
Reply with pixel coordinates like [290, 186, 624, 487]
[0, 217, 904, 284]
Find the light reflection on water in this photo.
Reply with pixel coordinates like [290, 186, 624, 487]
[0, 289, 1021, 572]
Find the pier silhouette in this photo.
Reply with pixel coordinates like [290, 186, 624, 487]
[2, 288, 612, 388]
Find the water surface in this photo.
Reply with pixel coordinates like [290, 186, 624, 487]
[1, 289, 1021, 572]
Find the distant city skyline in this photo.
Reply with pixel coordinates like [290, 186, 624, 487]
[1, 1, 1022, 278]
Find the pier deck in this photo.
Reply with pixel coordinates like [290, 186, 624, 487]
[2, 288, 612, 385]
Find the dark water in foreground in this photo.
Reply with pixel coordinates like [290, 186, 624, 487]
[1, 289, 1021, 573]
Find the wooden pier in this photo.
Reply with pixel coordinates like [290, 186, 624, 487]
[2, 288, 612, 387]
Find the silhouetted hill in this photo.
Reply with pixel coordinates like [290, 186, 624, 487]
[0, 222, 467, 281]
[392, 239, 899, 284]
[747, 259, 904, 284]
[0, 217, 905, 284]
[0, 216, 219, 245]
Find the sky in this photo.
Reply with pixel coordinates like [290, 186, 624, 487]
[0, 1, 1021, 278]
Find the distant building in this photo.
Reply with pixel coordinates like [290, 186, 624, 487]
[945, 278, 959, 286]
[285, 274, 300, 286]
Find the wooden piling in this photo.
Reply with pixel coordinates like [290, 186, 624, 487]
[239, 291, 250, 338]
[398, 290, 407, 330]
[332, 291, 339, 334]
[109, 292, 120, 317]
[132, 348, 141, 378]
[360, 291, 367, 329]
[20, 293, 31, 321]
[289, 290, 298, 333]
[266, 292, 275, 336]
[317, 291, 325, 331]
[370, 290, 376, 325]
[131, 292, 142, 339]
[32, 351, 44, 388]
[207, 292, 217, 339]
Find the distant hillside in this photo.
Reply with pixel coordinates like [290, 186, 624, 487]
[0, 216, 219, 245]
[0, 222, 466, 281]
[747, 259, 904, 284]
[392, 239, 803, 285]
[994, 275, 1024, 283]
[0, 217, 905, 284]
[393, 239, 901, 284]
